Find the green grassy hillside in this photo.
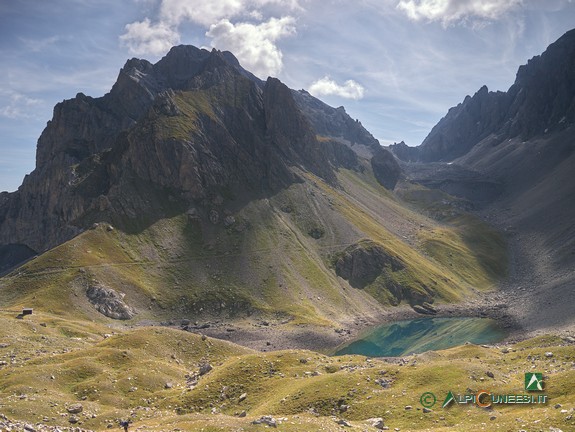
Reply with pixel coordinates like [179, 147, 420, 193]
[0, 311, 572, 431]
[0, 160, 507, 329]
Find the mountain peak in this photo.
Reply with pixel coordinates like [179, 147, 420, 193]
[0, 44, 400, 255]
[394, 28, 575, 163]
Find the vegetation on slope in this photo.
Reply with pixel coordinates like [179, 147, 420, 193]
[0, 157, 508, 329]
[0, 311, 572, 431]
[397, 181, 508, 290]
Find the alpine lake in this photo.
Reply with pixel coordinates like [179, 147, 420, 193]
[333, 317, 507, 357]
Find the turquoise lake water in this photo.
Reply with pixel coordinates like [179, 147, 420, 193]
[333, 317, 507, 357]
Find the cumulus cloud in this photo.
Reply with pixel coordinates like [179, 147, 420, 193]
[159, 0, 246, 27]
[120, 0, 300, 74]
[159, 0, 301, 26]
[206, 17, 296, 77]
[397, 0, 522, 25]
[309, 76, 365, 100]
[120, 18, 180, 56]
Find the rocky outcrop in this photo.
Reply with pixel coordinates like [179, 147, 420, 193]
[387, 141, 419, 162]
[334, 240, 436, 306]
[86, 284, 135, 320]
[371, 147, 401, 190]
[334, 240, 404, 289]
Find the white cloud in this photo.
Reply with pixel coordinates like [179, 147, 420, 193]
[120, 0, 300, 73]
[159, 0, 301, 26]
[397, 0, 522, 25]
[159, 0, 245, 27]
[206, 17, 296, 77]
[309, 76, 365, 100]
[119, 17, 180, 56]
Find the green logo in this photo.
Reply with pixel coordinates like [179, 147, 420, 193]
[420, 392, 436, 408]
[525, 373, 543, 391]
[442, 391, 456, 408]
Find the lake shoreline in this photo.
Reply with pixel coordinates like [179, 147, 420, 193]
[134, 283, 575, 356]
[141, 292, 536, 356]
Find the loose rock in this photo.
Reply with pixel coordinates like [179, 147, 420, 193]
[368, 417, 385, 430]
[199, 363, 213, 376]
[67, 404, 83, 414]
[252, 415, 277, 428]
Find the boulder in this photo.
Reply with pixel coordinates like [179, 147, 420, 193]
[368, 418, 385, 430]
[67, 403, 83, 414]
[199, 363, 213, 376]
[252, 416, 277, 428]
[86, 284, 135, 320]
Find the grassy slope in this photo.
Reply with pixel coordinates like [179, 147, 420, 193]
[0, 156, 507, 328]
[329, 168, 506, 298]
[397, 181, 508, 290]
[0, 312, 572, 431]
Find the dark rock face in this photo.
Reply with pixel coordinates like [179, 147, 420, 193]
[371, 147, 401, 190]
[416, 86, 511, 162]
[86, 284, 135, 320]
[291, 90, 380, 151]
[334, 240, 404, 289]
[508, 29, 575, 139]
[387, 141, 419, 162]
[400, 28, 575, 162]
[0, 45, 403, 261]
[263, 77, 337, 184]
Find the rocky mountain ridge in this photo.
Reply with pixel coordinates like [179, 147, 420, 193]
[391, 28, 575, 335]
[0, 45, 399, 258]
[391, 28, 575, 162]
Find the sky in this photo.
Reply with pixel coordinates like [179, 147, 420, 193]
[1, 0, 575, 192]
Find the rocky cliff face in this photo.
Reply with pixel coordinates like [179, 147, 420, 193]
[414, 86, 511, 162]
[291, 90, 381, 155]
[389, 29, 575, 329]
[392, 28, 575, 162]
[0, 45, 399, 257]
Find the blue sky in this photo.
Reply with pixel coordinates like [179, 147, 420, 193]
[1, 0, 574, 192]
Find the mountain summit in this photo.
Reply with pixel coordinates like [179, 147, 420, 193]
[0, 46, 397, 256]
